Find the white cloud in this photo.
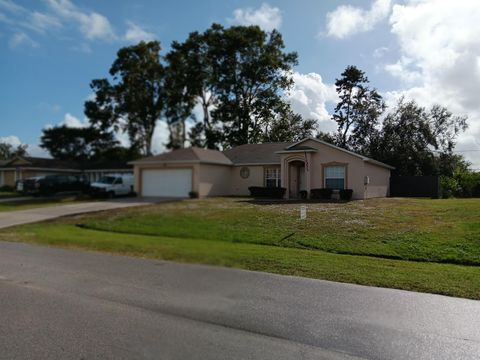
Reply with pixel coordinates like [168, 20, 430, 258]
[286, 72, 338, 133]
[0, 135, 22, 147]
[228, 3, 282, 31]
[325, 0, 392, 39]
[373, 46, 389, 58]
[385, 0, 480, 169]
[9, 32, 39, 48]
[151, 121, 169, 154]
[24, 11, 62, 33]
[124, 21, 155, 43]
[46, 0, 116, 41]
[0, 0, 26, 14]
[0, 135, 49, 158]
[60, 113, 89, 128]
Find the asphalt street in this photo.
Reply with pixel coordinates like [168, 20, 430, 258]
[0, 241, 479, 359]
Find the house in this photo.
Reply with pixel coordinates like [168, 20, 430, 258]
[130, 138, 394, 200]
[0, 156, 133, 188]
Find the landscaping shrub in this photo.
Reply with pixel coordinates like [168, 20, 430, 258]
[188, 191, 199, 199]
[310, 188, 332, 200]
[248, 186, 286, 199]
[339, 189, 353, 201]
[0, 185, 14, 192]
[441, 173, 480, 198]
[299, 190, 308, 199]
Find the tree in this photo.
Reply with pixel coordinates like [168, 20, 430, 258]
[332, 65, 385, 152]
[370, 98, 468, 176]
[40, 125, 119, 164]
[165, 27, 223, 149]
[263, 111, 316, 142]
[315, 131, 337, 144]
[211, 25, 298, 148]
[0, 142, 28, 160]
[85, 41, 165, 155]
[165, 24, 298, 149]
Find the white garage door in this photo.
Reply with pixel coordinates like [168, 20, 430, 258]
[141, 169, 192, 197]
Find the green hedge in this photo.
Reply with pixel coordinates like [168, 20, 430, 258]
[248, 186, 286, 199]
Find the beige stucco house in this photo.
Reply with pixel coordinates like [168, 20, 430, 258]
[130, 138, 394, 200]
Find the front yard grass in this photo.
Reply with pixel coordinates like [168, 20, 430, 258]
[0, 191, 18, 199]
[1, 197, 479, 299]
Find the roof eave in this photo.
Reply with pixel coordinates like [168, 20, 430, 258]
[275, 149, 318, 154]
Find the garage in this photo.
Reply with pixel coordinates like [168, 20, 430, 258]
[141, 168, 192, 197]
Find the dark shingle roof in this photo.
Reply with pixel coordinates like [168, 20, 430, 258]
[0, 156, 80, 169]
[131, 147, 233, 165]
[222, 142, 293, 165]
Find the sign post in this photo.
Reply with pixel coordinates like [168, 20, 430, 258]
[300, 205, 307, 220]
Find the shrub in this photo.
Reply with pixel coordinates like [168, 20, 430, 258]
[455, 172, 480, 197]
[310, 188, 332, 200]
[299, 190, 308, 199]
[440, 176, 459, 198]
[188, 191, 199, 199]
[339, 189, 353, 201]
[248, 186, 286, 199]
[0, 185, 14, 192]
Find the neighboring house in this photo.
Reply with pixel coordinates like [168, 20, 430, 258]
[130, 138, 394, 200]
[0, 156, 133, 187]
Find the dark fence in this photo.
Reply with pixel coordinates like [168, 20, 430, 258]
[390, 176, 441, 198]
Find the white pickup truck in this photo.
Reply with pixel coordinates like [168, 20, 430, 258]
[90, 174, 134, 198]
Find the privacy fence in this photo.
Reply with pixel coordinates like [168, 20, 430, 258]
[390, 176, 441, 198]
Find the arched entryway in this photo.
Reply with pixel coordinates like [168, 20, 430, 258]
[288, 160, 305, 199]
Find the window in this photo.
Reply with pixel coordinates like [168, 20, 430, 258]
[324, 166, 345, 190]
[265, 168, 281, 188]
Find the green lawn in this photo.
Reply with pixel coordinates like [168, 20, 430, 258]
[0, 191, 18, 199]
[1, 197, 479, 299]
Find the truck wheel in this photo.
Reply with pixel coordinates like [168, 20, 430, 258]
[107, 191, 115, 199]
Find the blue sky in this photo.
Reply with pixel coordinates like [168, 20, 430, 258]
[1, 0, 479, 168]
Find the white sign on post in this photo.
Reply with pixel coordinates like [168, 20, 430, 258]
[300, 205, 307, 220]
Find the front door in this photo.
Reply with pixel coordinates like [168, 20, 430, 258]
[289, 162, 305, 199]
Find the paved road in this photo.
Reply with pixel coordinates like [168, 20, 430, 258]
[0, 242, 479, 359]
[0, 197, 168, 229]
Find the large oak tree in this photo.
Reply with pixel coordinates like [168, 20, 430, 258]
[85, 41, 165, 156]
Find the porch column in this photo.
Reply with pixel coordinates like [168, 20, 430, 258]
[305, 152, 312, 198]
[280, 157, 287, 198]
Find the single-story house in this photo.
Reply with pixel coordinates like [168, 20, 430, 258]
[0, 156, 133, 187]
[130, 138, 394, 200]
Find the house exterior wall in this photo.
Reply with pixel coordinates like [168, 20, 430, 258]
[280, 139, 367, 200]
[364, 162, 391, 198]
[198, 164, 232, 197]
[0, 169, 67, 187]
[133, 162, 200, 195]
[230, 165, 272, 196]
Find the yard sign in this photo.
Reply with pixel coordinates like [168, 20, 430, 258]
[300, 205, 307, 220]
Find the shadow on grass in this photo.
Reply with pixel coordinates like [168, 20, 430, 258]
[237, 198, 351, 205]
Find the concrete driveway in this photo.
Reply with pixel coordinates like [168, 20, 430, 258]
[0, 241, 478, 360]
[0, 197, 169, 229]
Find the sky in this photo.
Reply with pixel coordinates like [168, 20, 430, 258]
[0, 0, 479, 169]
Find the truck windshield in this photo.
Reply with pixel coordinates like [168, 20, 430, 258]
[98, 176, 117, 184]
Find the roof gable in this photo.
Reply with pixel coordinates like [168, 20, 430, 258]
[286, 138, 395, 170]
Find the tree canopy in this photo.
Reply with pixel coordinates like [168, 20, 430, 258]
[332, 65, 385, 152]
[0, 142, 28, 160]
[40, 125, 120, 164]
[164, 24, 298, 149]
[85, 41, 165, 156]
